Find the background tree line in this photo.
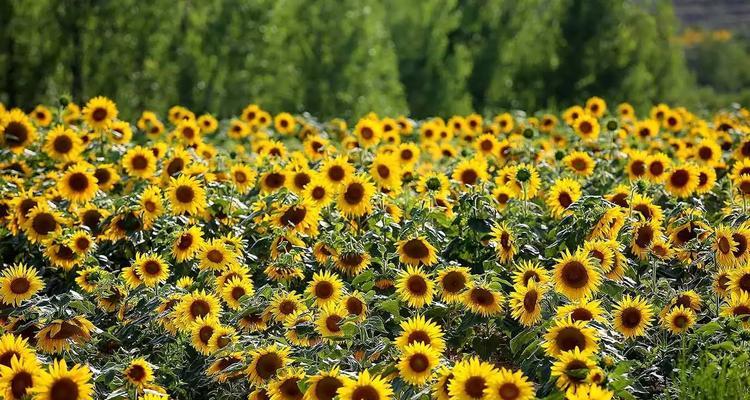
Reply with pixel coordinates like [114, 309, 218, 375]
[1, 0, 749, 120]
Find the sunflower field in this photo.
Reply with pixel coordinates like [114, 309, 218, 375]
[1, 96, 750, 400]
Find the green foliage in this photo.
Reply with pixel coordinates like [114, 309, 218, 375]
[666, 351, 750, 400]
[0, 0, 747, 119]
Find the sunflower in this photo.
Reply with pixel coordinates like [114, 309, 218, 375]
[662, 305, 696, 334]
[92, 164, 119, 192]
[316, 304, 347, 340]
[634, 119, 659, 140]
[267, 367, 306, 400]
[625, 150, 648, 181]
[0, 334, 34, 368]
[665, 164, 700, 198]
[22, 204, 64, 244]
[0, 263, 44, 306]
[546, 178, 582, 218]
[437, 266, 472, 303]
[206, 352, 244, 383]
[208, 324, 237, 353]
[542, 318, 599, 357]
[398, 342, 440, 386]
[369, 153, 401, 190]
[695, 165, 717, 194]
[35, 316, 95, 354]
[30, 359, 93, 400]
[246, 345, 291, 385]
[573, 115, 600, 141]
[550, 349, 596, 390]
[395, 315, 445, 352]
[612, 295, 653, 338]
[275, 199, 320, 235]
[58, 163, 99, 203]
[0, 355, 41, 400]
[189, 316, 218, 355]
[354, 118, 382, 147]
[416, 173, 450, 198]
[565, 384, 614, 400]
[124, 358, 154, 389]
[721, 292, 750, 328]
[645, 153, 671, 183]
[167, 175, 207, 216]
[122, 146, 157, 178]
[475, 134, 499, 157]
[133, 252, 170, 287]
[630, 220, 660, 259]
[395, 266, 435, 309]
[553, 250, 601, 300]
[487, 368, 534, 400]
[82, 96, 117, 129]
[729, 228, 750, 264]
[172, 226, 204, 262]
[221, 277, 254, 310]
[555, 298, 605, 323]
[344, 293, 368, 321]
[303, 176, 335, 208]
[448, 357, 496, 400]
[563, 151, 595, 177]
[274, 112, 296, 134]
[509, 281, 545, 327]
[337, 174, 376, 218]
[512, 260, 550, 287]
[43, 125, 83, 161]
[629, 194, 663, 226]
[491, 224, 517, 264]
[304, 367, 351, 400]
[0, 110, 37, 153]
[714, 226, 737, 267]
[728, 264, 750, 295]
[269, 291, 307, 322]
[306, 271, 343, 307]
[45, 242, 79, 270]
[432, 366, 454, 400]
[463, 286, 504, 317]
[395, 236, 438, 267]
[337, 370, 392, 400]
[452, 158, 488, 187]
[174, 290, 222, 329]
[663, 110, 683, 132]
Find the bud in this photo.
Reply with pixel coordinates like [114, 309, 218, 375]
[58, 95, 71, 108]
[523, 128, 534, 139]
[555, 150, 565, 161]
[605, 118, 619, 132]
[516, 168, 531, 182]
[636, 180, 647, 193]
[426, 177, 442, 191]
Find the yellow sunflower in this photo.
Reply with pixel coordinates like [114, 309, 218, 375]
[542, 318, 599, 357]
[665, 164, 700, 198]
[395, 266, 435, 308]
[304, 367, 352, 400]
[395, 315, 445, 352]
[122, 146, 157, 178]
[167, 175, 207, 216]
[546, 178, 582, 218]
[0, 263, 44, 306]
[0, 354, 42, 400]
[172, 226, 204, 262]
[337, 370, 392, 400]
[612, 295, 653, 338]
[662, 305, 696, 334]
[563, 151, 595, 176]
[509, 280, 545, 327]
[58, 163, 99, 203]
[398, 341, 440, 385]
[1, 110, 37, 154]
[553, 250, 601, 300]
[491, 224, 517, 264]
[337, 174, 376, 217]
[82, 96, 117, 129]
[437, 266, 473, 303]
[43, 125, 83, 161]
[133, 252, 170, 287]
[487, 367, 535, 400]
[306, 270, 343, 307]
[124, 358, 154, 389]
[448, 357, 497, 400]
[463, 286, 504, 317]
[550, 349, 597, 390]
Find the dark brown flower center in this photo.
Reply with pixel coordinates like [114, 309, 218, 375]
[53, 135, 73, 154]
[561, 261, 588, 288]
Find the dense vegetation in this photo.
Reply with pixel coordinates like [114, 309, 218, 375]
[3, 0, 749, 120]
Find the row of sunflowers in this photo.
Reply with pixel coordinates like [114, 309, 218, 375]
[0, 95, 750, 400]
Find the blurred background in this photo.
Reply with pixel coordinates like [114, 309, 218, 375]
[1, 0, 749, 120]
